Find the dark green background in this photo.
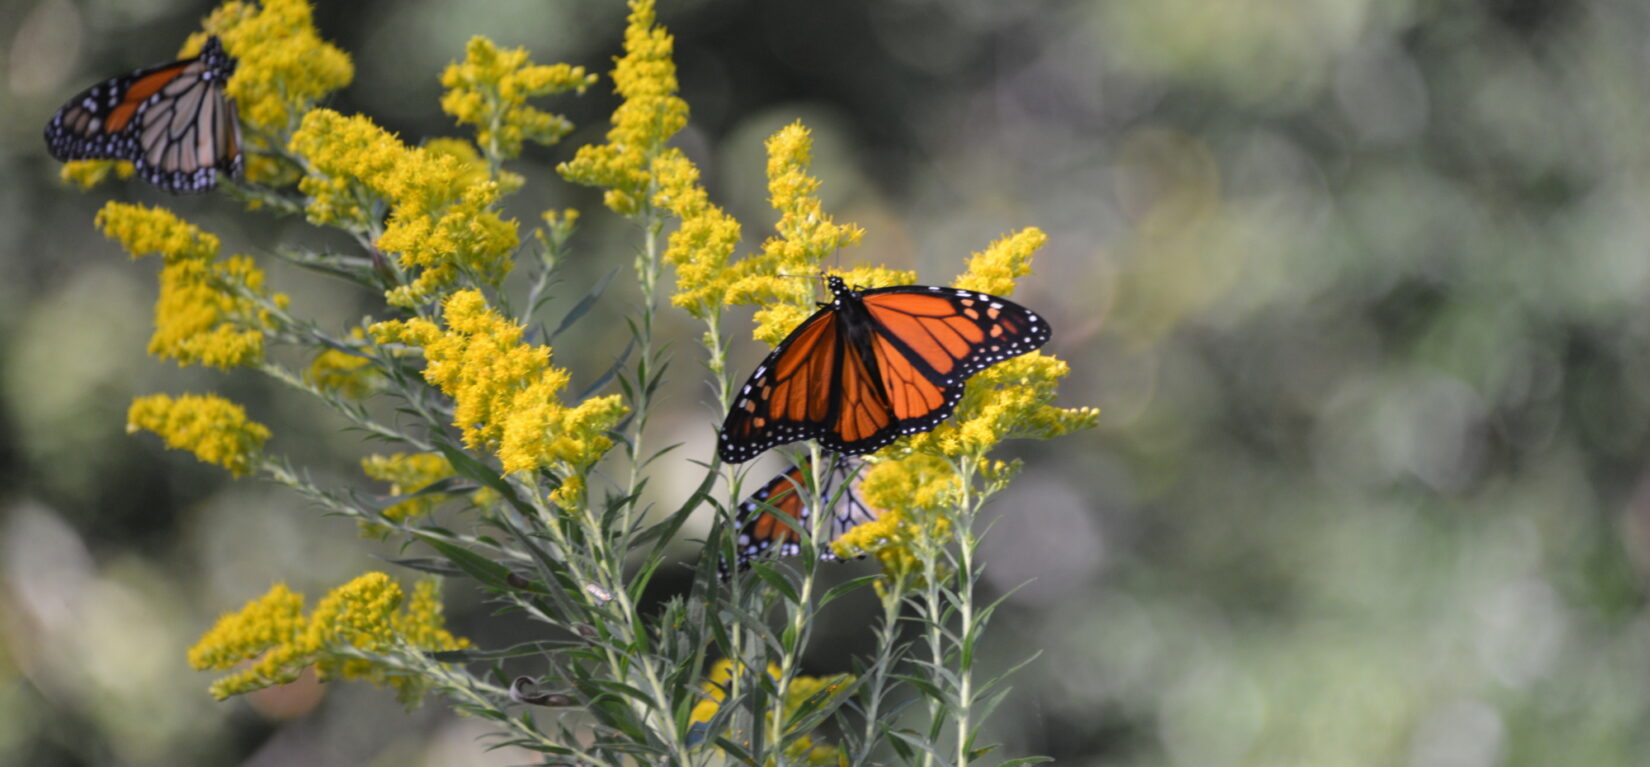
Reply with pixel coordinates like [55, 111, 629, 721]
[2, 0, 1648, 764]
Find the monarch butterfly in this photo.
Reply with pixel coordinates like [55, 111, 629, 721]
[44, 36, 242, 194]
[718, 275, 1051, 463]
[718, 457, 881, 576]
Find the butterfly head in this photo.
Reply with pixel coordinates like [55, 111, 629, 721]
[824, 274, 855, 302]
[198, 36, 237, 80]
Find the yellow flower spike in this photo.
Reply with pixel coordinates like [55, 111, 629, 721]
[379, 176, 519, 307]
[725, 121, 866, 345]
[371, 290, 627, 477]
[127, 393, 271, 477]
[828, 457, 962, 583]
[953, 227, 1047, 297]
[393, 579, 468, 653]
[761, 122, 864, 261]
[902, 352, 1099, 460]
[441, 36, 596, 161]
[558, 0, 689, 217]
[187, 583, 309, 700]
[548, 474, 585, 511]
[361, 452, 454, 526]
[289, 109, 407, 229]
[655, 150, 744, 318]
[307, 574, 469, 703]
[94, 202, 220, 263]
[421, 137, 500, 191]
[96, 202, 284, 368]
[189, 574, 467, 703]
[185, 0, 352, 135]
[60, 159, 135, 190]
[290, 109, 519, 306]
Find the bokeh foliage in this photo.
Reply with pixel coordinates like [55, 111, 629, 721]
[3, 0, 1650, 765]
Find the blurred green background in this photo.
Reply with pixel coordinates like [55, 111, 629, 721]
[4, 0, 1650, 764]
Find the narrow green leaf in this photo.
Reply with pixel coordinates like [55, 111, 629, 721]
[415, 533, 514, 591]
[575, 337, 635, 401]
[425, 640, 577, 662]
[380, 556, 464, 576]
[549, 267, 619, 341]
[432, 440, 529, 513]
[750, 562, 800, 605]
[819, 574, 881, 607]
[998, 756, 1054, 767]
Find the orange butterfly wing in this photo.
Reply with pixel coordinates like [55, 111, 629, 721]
[717, 279, 1050, 463]
[718, 458, 881, 575]
[719, 310, 849, 462]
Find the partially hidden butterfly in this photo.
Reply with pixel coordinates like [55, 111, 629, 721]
[717, 275, 1051, 463]
[718, 457, 881, 576]
[44, 36, 242, 194]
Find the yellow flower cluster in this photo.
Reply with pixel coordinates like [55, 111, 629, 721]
[127, 393, 271, 477]
[96, 202, 285, 369]
[687, 658, 848, 764]
[732, 122, 868, 345]
[178, 1, 350, 186]
[371, 290, 627, 480]
[289, 109, 518, 306]
[60, 159, 135, 190]
[188, 573, 468, 702]
[421, 137, 513, 193]
[832, 456, 957, 579]
[441, 36, 596, 161]
[954, 228, 1047, 296]
[653, 150, 742, 318]
[558, 0, 689, 217]
[186, 583, 305, 696]
[904, 352, 1098, 460]
[305, 330, 376, 399]
[189, 0, 351, 184]
[361, 452, 454, 526]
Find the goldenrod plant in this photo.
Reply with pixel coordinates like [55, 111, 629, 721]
[79, 0, 1096, 763]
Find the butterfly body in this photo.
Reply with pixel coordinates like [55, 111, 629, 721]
[45, 36, 242, 194]
[717, 276, 1050, 463]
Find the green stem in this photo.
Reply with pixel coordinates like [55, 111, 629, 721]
[622, 212, 665, 522]
[952, 459, 979, 767]
[861, 582, 909, 766]
[919, 546, 947, 767]
[768, 443, 831, 759]
[257, 363, 433, 451]
[509, 491, 694, 767]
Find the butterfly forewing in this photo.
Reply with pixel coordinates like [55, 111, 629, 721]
[720, 311, 844, 463]
[43, 36, 240, 194]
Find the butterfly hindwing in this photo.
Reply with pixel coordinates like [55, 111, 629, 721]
[717, 276, 1051, 463]
[44, 36, 241, 194]
[719, 458, 879, 575]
